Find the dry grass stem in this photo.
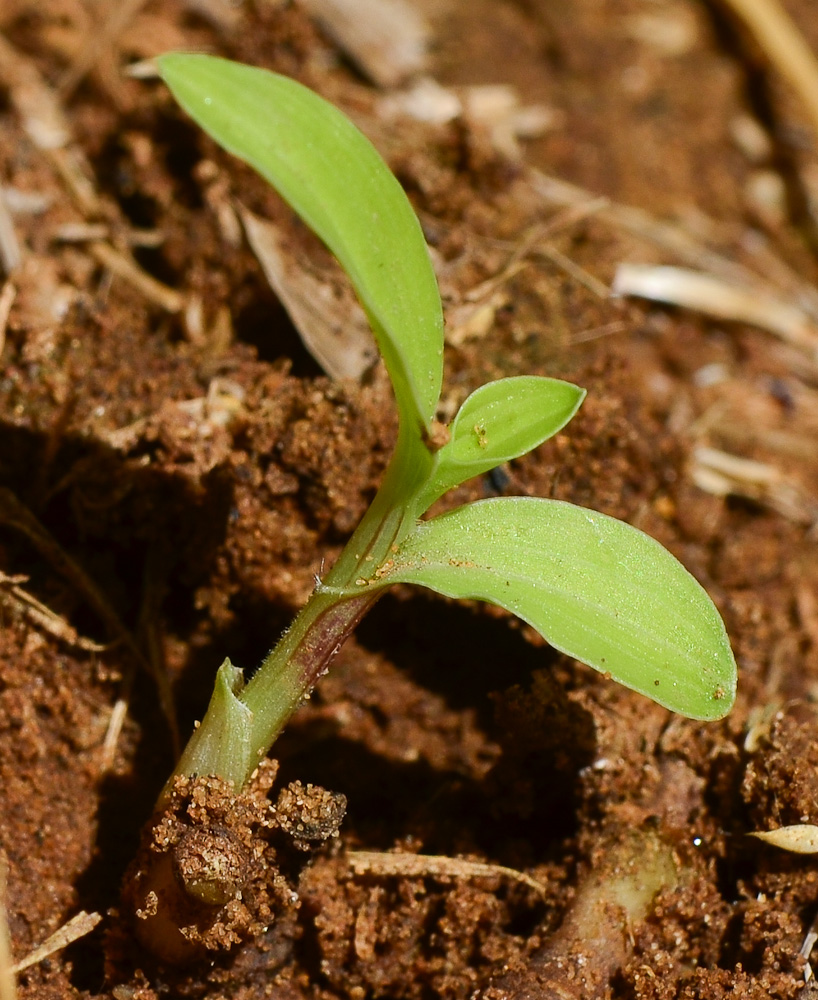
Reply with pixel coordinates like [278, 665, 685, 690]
[0, 190, 21, 275]
[531, 170, 756, 288]
[531, 169, 818, 330]
[11, 911, 101, 975]
[346, 851, 548, 898]
[536, 242, 609, 299]
[797, 587, 818, 650]
[0, 487, 179, 756]
[612, 263, 818, 351]
[0, 571, 108, 652]
[58, 0, 150, 99]
[571, 320, 629, 344]
[719, 0, 818, 145]
[88, 241, 183, 313]
[0, 855, 15, 1000]
[0, 31, 183, 310]
[101, 697, 130, 773]
[691, 446, 817, 524]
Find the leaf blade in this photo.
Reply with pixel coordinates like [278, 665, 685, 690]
[379, 498, 736, 719]
[158, 52, 443, 429]
[417, 377, 585, 509]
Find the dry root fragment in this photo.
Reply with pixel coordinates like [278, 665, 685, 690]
[478, 829, 679, 999]
[123, 761, 346, 964]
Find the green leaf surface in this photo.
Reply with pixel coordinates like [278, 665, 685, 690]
[158, 53, 443, 430]
[416, 377, 585, 511]
[379, 498, 736, 719]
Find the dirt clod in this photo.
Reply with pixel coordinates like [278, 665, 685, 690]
[122, 761, 342, 965]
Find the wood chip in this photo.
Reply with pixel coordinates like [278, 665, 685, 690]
[0, 281, 15, 357]
[750, 825, 818, 854]
[298, 0, 428, 87]
[11, 911, 102, 974]
[240, 205, 377, 380]
[801, 908, 818, 982]
[612, 263, 818, 351]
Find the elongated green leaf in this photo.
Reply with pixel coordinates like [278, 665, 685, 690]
[416, 377, 585, 511]
[378, 498, 736, 719]
[158, 53, 443, 430]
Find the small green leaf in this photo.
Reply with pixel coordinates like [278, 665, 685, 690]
[162, 658, 253, 799]
[158, 53, 443, 431]
[378, 498, 736, 719]
[416, 377, 585, 511]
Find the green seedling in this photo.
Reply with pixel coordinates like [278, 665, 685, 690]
[157, 53, 737, 800]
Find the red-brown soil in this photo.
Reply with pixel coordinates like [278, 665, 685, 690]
[1, 2, 818, 998]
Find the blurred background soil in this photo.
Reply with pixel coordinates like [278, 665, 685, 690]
[1, 0, 818, 997]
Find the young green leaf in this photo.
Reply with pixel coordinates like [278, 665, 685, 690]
[158, 53, 443, 431]
[415, 376, 585, 511]
[376, 498, 736, 719]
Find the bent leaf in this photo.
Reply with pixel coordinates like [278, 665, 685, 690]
[416, 376, 585, 511]
[378, 498, 736, 719]
[158, 53, 443, 430]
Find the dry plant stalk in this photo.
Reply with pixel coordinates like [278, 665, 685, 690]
[0, 855, 15, 1000]
[0, 32, 182, 310]
[691, 446, 818, 525]
[58, 0, 150, 99]
[346, 851, 548, 898]
[719, 0, 818, 144]
[0, 571, 107, 652]
[612, 263, 818, 351]
[11, 911, 101, 975]
[529, 169, 818, 329]
[0, 486, 179, 761]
